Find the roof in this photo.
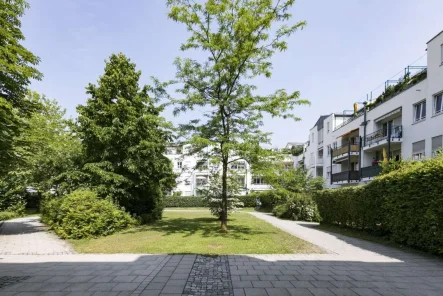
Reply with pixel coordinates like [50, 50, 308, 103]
[337, 128, 359, 139]
[285, 142, 304, 147]
[427, 30, 443, 44]
[312, 115, 329, 129]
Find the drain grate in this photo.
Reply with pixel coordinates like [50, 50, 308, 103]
[0, 276, 31, 289]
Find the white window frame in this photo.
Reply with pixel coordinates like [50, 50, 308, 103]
[412, 140, 425, 160]
[413, 100, 426, 123]
[433, 92, 443, 116]
[252, 176, 266, 185]
[230, 161, 246, 170]
[177, 161, 182, 169]
[327, 122, 330, 133]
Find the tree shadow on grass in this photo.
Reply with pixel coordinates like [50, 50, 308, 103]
[122, 217, 268, 240]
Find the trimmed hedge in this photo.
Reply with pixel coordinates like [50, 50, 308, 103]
[41, 190, 135, 239]
[163, 195, 258, 208]
[314, 156, 443, 255]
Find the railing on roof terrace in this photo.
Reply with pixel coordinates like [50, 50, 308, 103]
[333, 66, 427, 132]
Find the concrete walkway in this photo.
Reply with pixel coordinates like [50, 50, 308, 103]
[0, 216, 75, 255]
[0, 214, 443, 295]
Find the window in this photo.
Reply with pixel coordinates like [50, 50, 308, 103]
[231, 161, 246, 170]
[412, 140, 425, 160]
[432, 135, 443, 157]
[327, 144, 331, 155]
[196, 176, 208, 186]
[252, 176, 266, 185]
[326, 166, 331, 179]
[434, 93, 443, 115]
[311, 133, 314, 142]
[177, 161, 182, 169]
[327, 122, 330, 133]
[413, 101, 426, 122]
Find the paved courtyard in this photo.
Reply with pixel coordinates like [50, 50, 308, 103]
[0, 215, 442, 296]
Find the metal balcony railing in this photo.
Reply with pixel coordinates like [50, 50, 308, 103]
[364, 125, 402, 147]
[361, 165, 382, 179]
[331, 171, 359, 183]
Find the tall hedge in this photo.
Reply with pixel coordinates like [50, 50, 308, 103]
[314, 157, 443, 254]
[163, 195, 257, 208]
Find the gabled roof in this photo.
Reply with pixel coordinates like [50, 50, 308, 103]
[427, 30, 443, 44]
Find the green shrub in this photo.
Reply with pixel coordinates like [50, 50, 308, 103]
[314, 156, 443, 255]
[272, 193, 320, 222]
[0, 211, 17, 221]
[250, 190, 288, 209]
[237, 195, 257, 207]
[41, 190, 135, 239]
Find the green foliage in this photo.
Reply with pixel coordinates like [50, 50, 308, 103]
[201, 174, 244, 219]
[272, 193, 320, 222]
[164, 194, 257, 208]
[0, 211, 17, 221]
[0, 0, 42, 174]
[250, 190, 288, 209]
[164, 196, 208, 207]
[264, 166, 324, 193]
[75, 53, 175, 220]
[41, 190, 134, 239]
[290, 146, 304, 156]
[162, 0, 309, 229]
[314, 156, 443, 254]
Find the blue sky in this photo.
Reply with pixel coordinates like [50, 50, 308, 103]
[22, 0, 443, 147]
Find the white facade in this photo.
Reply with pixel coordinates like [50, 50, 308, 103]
[304, 30, 443, 188]
[165, 145, 299, 196]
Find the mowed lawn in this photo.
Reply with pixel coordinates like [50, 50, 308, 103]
[70, 211, 323, 254]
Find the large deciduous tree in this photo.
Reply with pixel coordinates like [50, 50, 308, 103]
[165, 0, 309, 230]
[76, 53, 175, 222]
[0, 0, 42, 174]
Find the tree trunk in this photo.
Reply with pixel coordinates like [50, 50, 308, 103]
[220, 156, 228, 232]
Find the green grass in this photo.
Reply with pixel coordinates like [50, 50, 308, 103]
[70, 211, 322, 254]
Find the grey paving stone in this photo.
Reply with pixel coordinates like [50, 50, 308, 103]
[350, 288, 382, 296]
[139, 290, 161, 296]
[266, 287, 291, 296]
[233, 281, 253, 288]
[89, 276, 115, 283]
[151, 277, 170, 283]
[329, 288, 359, 296]
[277, 275, 296, 281]
[146, 282, 166, 290]
[290, 280, 315, 288]
[330, 281, 356, 288]
[251, 281, 273, 288]
[372, 289, 403, 296]
[38, 283, 72, 292]
[112, 276, 136, 283]
[287, 288, 314, 296]
[88, 283, 118, 292]
[160, 285, 184, 294]
[272, 281, 294, 288]
[311, 281, 335, 288]
[233, 288, 246, 296]
[44, 276, 72, 283]
[67, 276, 95, 283]
[308, 287, 336, 295]
[243, 288, 268, 296]
[112, 283, 140, 291]
[62, 283, 95, 292]
[66, 293, 94, 296]
[240, 275, 259, 281]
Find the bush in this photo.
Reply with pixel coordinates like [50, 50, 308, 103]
[250, 190, 291, 209]
[314, 156, 443, 255]
[41, 190, 135, 239]
[0, 211, 17, 221]
[272, 193, 320, 222]
[237, 195, 257, 207]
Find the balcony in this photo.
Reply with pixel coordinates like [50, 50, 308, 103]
[332, 144, 360, 162]
[331, 171, 360, 183]
[361, 165, 382, 180]
[364, 125, 402, 151]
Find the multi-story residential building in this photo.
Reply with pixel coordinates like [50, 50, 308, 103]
[165, 144, 301, 196]
[305, 30, 443, 188]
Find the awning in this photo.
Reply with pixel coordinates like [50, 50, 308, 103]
[337, 128, 359, 139]
[375, 107, 402, 123]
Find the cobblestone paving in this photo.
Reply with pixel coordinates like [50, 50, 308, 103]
[0, 216, 75, 255]
[183, 255, 233, 296]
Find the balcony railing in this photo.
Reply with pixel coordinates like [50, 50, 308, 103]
[361, 165, 382, 179]
[364, 125, 402, 147]
[331, 171, 360, 183]
[332, 144, 360, 158]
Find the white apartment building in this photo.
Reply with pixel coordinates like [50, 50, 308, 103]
[165, 145, 298, 196]
[305, 30, 443, 188]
